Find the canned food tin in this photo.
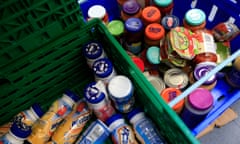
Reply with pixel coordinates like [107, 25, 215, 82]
[121, 0, 142, 21]
[146, 74, 166, 94]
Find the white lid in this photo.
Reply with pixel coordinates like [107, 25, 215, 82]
[88, 5, 106, 19]
[108, 118, 124, 132]
[129, 112, 145, 124]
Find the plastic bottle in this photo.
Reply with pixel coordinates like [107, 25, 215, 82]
[84, 81, 116, 122]
[121, 0, 142, 21]
[51, 99, 92, 144]
[0, 122, 32, 144]
[127, 108, 166, 144]
[106, 114, 138, 144]
[141, 6, 161, 26]
[75, 119, 110, 144]
[27, 90, 80, 144]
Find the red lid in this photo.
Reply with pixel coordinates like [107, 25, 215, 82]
[142, 6, 161, 23]
[131, 57, 145, 72]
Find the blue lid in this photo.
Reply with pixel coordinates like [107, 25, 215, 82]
[161, 15, 179, 30]
[123, 0, 140, 15]
[185, 8, 206, 26]
[125, 18, 143, 33]
[31, 103, 44, 118]
[83, 41, 103, 59]
[92, 58, 113, 78]
[146, 46, 161, 64]
[105, 113, 124, 126]
[64, 89, 80, 102]
[10, 122, 32, 138]
[84, 82, 105, 104]
[127, 107, 144, 120]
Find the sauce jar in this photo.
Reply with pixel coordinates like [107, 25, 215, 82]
[183, 8, 206, 32]
[153, 0, 174, 16]
[141, 6, 161, 26]
[144, 72, 166, 94]
[161, 15, 179, 31]
[124, 17, 144, 55]
[144, 23, 165, 48]
[181, 88, 214, 129]
[226, 56, 240, 88]
[161, 88, 184, 114]
[87, 5, 109, 24]
[107, 20, 125, 45]
[121, 0, 142, 21]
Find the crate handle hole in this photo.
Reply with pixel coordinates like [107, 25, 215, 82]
[217, 95, 225, 102]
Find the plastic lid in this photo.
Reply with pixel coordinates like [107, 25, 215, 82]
[142, 6, 161, 23]
[88, 5, 106, 19]
[164, 68, 189, 89]
[31, 103, 44, 118]
[122, 0, 140, 15]
[83, 41, 103, 59]
[92, 58, 113, 78]
[185, 8, 206, 26]
[84, 82, 105, 104]
[146, 46, 161, 64]
[64, 89, 80, 102]
[108, 75, 133, 99]
[161, 15, 179, 30]
[105, 113, 124, 126]
[10, 122, 32, 139]
[107, 20, 124, 36]
[193, 62, 217, 85]
[131, 57, 145, 72]
[154, 0, 172, 7]
[188, 88, 213, 110]
[161, 88, 183, 111]
[145, 23, 165, 40]
[127, 107, 144, 120]
[125, 18, 143, 33]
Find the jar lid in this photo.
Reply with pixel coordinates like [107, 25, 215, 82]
[107, 20, 124, 36]
[145, 23, 165, 40]
[164, 68, 189, 89]
[122, 0, 140, 15]
[131, 57, 145, 72]
[105, 113, 124, 126]
[83, 41, 103, 59]
[88, 5, 106, 19]
[188, 88, 213, 110]
[184, 8, 206, 26]
[125, 17, 143, 33]
[154, 0, 173, 7]
[10, 122, 32, 139]
[161, 88, 183, 111]
[161, 15, 179, 30]
[142, 6, 161, 23]
[92, 58, 113, 78]
[64, 89, 80, 102]
[31, 103, 45, 118]
[84, 82, 105, 104]
[147, 75, 166, 93]
[193, 62, 217, 85]
[146, 46, 161, 64]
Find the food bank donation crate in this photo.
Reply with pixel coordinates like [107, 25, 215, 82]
[0, 0, 198, 144]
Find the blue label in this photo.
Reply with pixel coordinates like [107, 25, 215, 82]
[112, 124, 137, 144]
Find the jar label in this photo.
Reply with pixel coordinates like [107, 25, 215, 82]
[112, 125, 137, 144]
[194, 32, 216, 54]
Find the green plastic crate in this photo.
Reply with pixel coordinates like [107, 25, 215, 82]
[0, 0, 84, 69]
[0, 19, 199, 143]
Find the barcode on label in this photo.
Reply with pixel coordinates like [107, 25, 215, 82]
[87, 124, 104, 141]
[203, 33, 216, 53]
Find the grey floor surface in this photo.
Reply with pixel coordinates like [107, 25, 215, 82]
[199, 99, 240, 144]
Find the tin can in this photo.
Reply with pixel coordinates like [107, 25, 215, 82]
[121, 0, 142, 21]
[145, 72, 166, 94]
[87, 5, 109, 24]
[181, 88, 214, 129]
[164, 68, 189, 90]
[92, 58, 117, 85]
[141, 6, 161, 26]
[108, 75, 135, 113]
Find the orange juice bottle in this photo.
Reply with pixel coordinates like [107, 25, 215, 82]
[51, 99, 92, 144]
[27, 90, 80, 144]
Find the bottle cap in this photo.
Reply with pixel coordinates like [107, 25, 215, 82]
[10, 122, 32, 139]
[193, 62, 217, 85]
[122, 0, 141, 15]
[164, 68, 189, 89]
[84, 82, 105, 104]
[64, 89, 80, 102]
[188, 88, 213, 110]
[125, 17, 143, 33]
[146, 46, 161, 64]
[154, 0, 173, 7]
[88, 5, 107, 19]
[127, 107, 144, 120]
[185, 8, 206, 26]
[83, 41, 103, 59]
[105, 113, 124, 126]
[145, 23, 165, 40]
[92, 58, 113, 78]
[194, 52, 218, 64]
[131, 57, 145, 72]
[107, 20, 124, 36]
[161, 15, 179, 30]
[31, 103, 45, 118]
[142, 6, 161, 23]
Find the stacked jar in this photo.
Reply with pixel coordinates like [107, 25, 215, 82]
[153, 0, 174, 17]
